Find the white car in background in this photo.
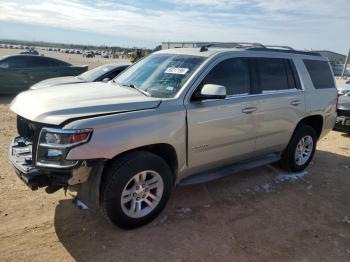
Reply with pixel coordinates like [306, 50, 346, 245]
[335, 80, 350, 133]
[337, 79, 350, 95]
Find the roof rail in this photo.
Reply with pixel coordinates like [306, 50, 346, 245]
[264, 45, 294, 50]
[198, 42, 321, 56]
[200, 42, 265, 52]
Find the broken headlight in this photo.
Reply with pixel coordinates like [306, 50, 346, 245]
[36, 127, 93, 168]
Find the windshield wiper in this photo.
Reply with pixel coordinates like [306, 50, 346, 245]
[120, 83, 151, 97]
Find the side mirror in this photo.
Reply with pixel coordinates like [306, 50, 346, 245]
[102, 78, 110, 83]
[194, 84, 226, 100]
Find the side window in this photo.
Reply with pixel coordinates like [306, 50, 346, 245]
[303, 60, 335, 89]
[106, 68, 125, 79]
[5, 57, 29, 68]
[256, 58, 293, 91]
[200, 58, 250, 96]
[47, 58, 70, 67]
[0, 59, 9, 68]
[26, 57, 50, 67]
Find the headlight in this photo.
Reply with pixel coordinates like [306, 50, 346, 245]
[36, 127, 93, 168]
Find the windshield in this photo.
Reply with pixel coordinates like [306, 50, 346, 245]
[114, 54, 205, 98]
[77, 64, 116, 82]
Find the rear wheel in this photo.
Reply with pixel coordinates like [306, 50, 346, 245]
[101, 151, 173, 229]
[280, 125, 317, 172]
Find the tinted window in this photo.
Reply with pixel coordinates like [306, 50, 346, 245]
[256, 58, 293, 91]
[26, 56, 51, 67]
[303, 60, 335, 89]
[105, 68, 125, 79]
[47, 57, 70, 67]
[26, 57, 69, 67]
[201, 58, 250, 95]
[4, 56, 29, 68]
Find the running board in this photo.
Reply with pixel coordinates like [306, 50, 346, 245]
[179, 153, 281, 186]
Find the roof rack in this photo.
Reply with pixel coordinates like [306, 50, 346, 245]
[198, 42, 321, 57]
[264, 45, 294, 50]
[200, 42, 265, 52]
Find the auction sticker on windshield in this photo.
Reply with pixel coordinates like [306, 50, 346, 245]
[165, 67, 189, 75]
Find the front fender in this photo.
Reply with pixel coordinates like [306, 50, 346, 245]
[64, 104, 187, 173]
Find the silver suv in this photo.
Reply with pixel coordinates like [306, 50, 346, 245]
[9, 43, 337, 228]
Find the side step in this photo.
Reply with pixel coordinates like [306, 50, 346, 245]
[179, 153, 281, 186]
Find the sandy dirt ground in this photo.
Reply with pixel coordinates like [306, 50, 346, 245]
[0, 49, 350, 262]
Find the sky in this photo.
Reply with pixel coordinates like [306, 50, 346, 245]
[0, 0, 349, 53]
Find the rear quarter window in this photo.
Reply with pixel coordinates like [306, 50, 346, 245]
[303, 59, 335, 89]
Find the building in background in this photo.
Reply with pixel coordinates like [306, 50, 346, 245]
[312, 50, 346, 64]
[306, 50, 349, 76]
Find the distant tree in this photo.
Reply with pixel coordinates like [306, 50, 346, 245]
[153, 45, 162, 52]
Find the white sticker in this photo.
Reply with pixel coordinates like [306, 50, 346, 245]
[165, 67, 189, 75]
[166, 86, 174, 91]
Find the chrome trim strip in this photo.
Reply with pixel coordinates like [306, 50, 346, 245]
[36, 161, 79, 169]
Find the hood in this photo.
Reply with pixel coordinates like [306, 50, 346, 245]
[30, 76, 83, 90]
[338, 95, 350, 111]
[11, 82, 162, 125]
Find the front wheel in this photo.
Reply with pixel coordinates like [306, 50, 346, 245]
[100, 151, 173, 229]
[280, 125, 317, 172]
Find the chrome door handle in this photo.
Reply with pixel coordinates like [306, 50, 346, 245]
[290, 100, 301, 106]
[242, 107, 257, 114]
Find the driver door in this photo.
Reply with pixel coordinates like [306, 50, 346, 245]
[185, 57, 257, 173]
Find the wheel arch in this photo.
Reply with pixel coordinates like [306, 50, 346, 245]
[105, 143, 179, 181]
[295, 114, 323, 139]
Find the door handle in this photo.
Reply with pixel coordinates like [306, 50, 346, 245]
[242, 107, 257, 114]
[290, 100, 301, 106]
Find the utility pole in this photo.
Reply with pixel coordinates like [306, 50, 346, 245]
[342, 48, 350, 78]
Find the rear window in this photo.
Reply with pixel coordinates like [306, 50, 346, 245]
[303, 60, 335, 89]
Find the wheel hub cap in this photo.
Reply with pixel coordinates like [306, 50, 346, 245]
[121, 170, 164, 218]
[294, 135, 313, 166]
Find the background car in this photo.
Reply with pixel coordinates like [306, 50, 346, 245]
[0, 55, 87, 94]
[335, 86, 350, 133]
[337, 79, 350, 96]
[30, 63, 130, 90]
[83, 51, 95, 58]
[20, 49, 39, 55]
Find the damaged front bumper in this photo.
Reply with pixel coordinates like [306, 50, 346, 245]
[9, 136, 102, 191]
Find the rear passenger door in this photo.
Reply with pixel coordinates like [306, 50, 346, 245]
[253, 57, 305, 154]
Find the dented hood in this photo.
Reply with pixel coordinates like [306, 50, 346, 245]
[10, 82, 161, 125]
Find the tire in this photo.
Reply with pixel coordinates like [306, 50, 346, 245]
[280, 125, 317, 172]
[100, 151, 173, 229]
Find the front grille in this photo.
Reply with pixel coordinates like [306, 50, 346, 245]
[338, 110, 350, 117]
[16, 115, 45, 164]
